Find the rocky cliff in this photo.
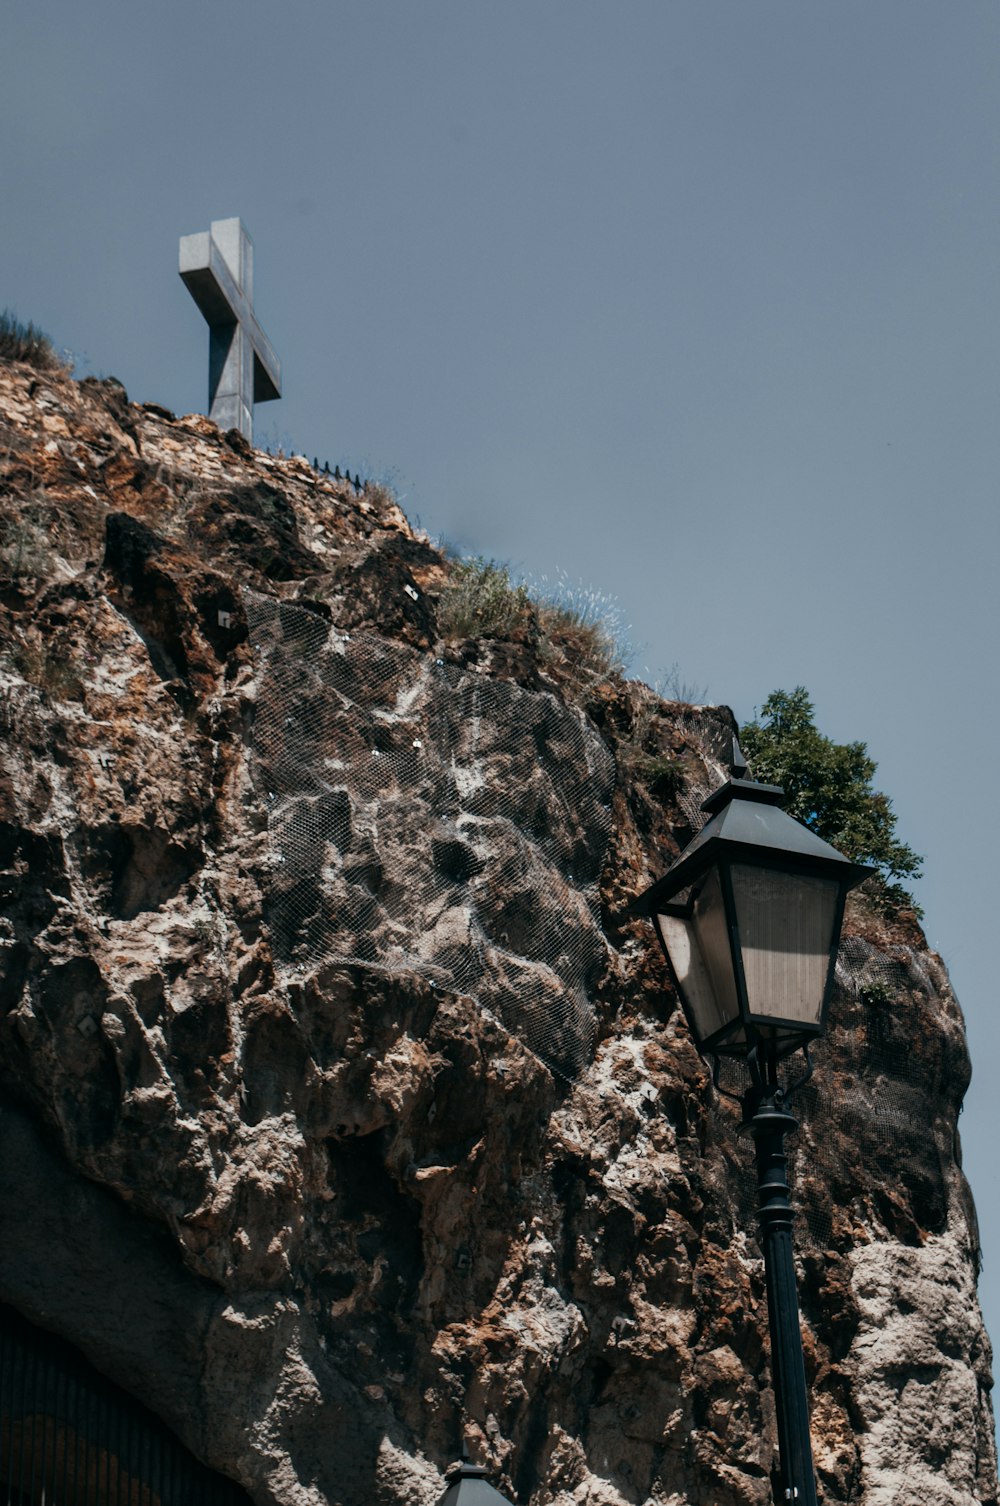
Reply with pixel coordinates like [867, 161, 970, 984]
[0, 357, 995, 1506]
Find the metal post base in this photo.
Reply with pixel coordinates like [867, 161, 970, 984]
[745, 1088, 819, 1506]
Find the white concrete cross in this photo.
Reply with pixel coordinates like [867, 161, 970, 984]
[179, 217, 281, 443]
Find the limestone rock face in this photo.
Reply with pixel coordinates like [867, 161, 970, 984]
[0, 359, 995, 1506]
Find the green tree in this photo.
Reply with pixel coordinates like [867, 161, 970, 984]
[740, 687, 922, 912]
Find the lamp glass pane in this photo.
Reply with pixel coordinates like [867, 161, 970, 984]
[730, 863, 840, 1026]
[656, 866, 740, 1044]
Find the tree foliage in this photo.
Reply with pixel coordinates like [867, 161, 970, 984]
[740, 687, 922, 910]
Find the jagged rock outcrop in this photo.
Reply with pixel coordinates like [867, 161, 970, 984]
[0, 358, 995, 1505]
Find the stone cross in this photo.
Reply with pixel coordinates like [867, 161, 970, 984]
[179, 217, 281, 443]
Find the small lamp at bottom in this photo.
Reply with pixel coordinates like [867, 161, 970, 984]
[438, 1453, 516, 1506]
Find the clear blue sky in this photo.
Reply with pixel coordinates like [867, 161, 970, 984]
[5, 0, 1000, 1381]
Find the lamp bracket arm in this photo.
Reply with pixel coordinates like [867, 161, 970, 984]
[782, 1044, 814, 1105]
[710, 1054, 746, 1107]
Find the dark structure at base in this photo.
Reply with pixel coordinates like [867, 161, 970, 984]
[0, 1304, 252, 1506]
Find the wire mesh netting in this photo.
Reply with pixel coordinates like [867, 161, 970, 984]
[243, 592, 616, 1081]
[243, 592, 960, 1241]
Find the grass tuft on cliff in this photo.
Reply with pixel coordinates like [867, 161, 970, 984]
[437, 555, 632, 697]
[0, 310, 63, 372]
[438, 556, 531, 639]
[534, 571, 632, 684]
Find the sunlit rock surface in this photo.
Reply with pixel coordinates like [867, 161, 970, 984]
[0, 358, 995, 1505]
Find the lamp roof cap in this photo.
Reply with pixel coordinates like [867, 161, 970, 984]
[639, 773, 875, 911]
[438, 1458, 516, 1506]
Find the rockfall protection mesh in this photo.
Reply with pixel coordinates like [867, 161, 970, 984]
[243, 593, 957, 1242]
[243, 591, 616, 1081]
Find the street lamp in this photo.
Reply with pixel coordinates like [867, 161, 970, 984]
[438, 1449, 517, 1505]
[637, 740, 872, 1506]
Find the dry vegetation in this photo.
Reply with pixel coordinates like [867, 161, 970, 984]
[0, 310, 64, 372]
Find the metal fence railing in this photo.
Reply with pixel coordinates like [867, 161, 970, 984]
[0, 1304, 253, 1506]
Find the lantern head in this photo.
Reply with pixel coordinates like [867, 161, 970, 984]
[639, 757, 873, 1064]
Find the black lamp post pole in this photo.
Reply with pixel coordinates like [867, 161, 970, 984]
[635, 739, 872, 1503]
[748, 1088, 818, 1506]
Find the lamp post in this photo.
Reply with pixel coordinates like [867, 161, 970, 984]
[637, 740, 872, 1506]
[437, 1449, 517, 1505]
